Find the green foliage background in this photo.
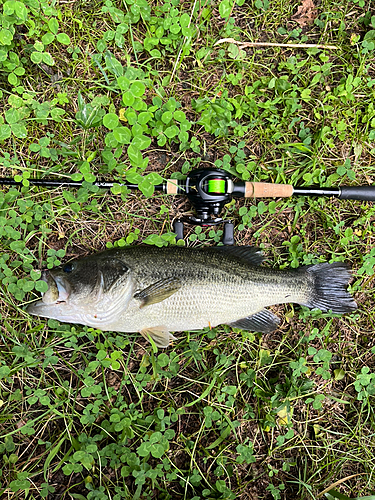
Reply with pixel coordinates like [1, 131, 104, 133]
[0, 0, 375, 499]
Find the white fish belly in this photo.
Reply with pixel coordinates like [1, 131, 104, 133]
[113, 280, 307, 332]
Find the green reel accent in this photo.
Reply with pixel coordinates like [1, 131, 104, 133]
[207, 178, 226, 194]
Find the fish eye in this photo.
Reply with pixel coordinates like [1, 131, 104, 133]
[63, 263, 74, 273]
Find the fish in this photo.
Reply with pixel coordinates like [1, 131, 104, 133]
[26, 245, 357, 348]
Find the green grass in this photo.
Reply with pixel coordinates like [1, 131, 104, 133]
[1, 0, 375, 498]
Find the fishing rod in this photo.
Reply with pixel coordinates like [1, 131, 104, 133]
[2, 167, 375, 243]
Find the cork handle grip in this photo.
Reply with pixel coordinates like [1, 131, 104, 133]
[244, 182, 294, 198]
[166, 180, 179, 194]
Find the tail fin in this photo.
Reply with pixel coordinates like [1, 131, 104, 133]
[303, 262, 357, 314]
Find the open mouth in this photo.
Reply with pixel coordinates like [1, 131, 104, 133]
[41, 271, 70, 305]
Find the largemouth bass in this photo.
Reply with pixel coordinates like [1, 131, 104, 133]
[27, 246, 357, 347]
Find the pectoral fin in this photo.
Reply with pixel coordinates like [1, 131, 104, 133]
[228, 309, 280, 333]
[140, 326, 177, 348]
[134, 278, 181, 308]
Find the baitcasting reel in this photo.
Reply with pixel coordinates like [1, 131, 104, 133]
[2, 166, 375, 245]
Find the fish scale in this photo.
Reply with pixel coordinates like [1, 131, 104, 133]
[123, 275, 306, 332]
[27, 245, 357, 348]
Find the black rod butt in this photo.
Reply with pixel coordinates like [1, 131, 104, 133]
[339, 186, 375, 202]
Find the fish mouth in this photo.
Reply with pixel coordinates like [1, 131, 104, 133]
[27, 270, 71, 315]
[41, 270, 71, 304]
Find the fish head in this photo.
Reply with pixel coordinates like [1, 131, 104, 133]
[27, 255, 134, 327]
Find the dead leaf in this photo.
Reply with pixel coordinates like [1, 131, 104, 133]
[291, 0, 317, 27]
[214, 38, 237, 46]
[16, 419, 27, 429]
[318, 474, 366, 497]
[214, 37, 338, 51]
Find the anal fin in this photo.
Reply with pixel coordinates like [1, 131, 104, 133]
[228, 309, 280, 334]
[140, 326, 177, 348]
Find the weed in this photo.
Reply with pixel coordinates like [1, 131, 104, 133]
[0, 0, 375, 499]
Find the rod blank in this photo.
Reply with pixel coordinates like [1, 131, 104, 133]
[1, 176, 375, 202]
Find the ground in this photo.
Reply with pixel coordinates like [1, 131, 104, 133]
[0, 0, 375, 499]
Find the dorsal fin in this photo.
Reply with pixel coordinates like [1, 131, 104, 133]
[208, 246, 264, 266]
